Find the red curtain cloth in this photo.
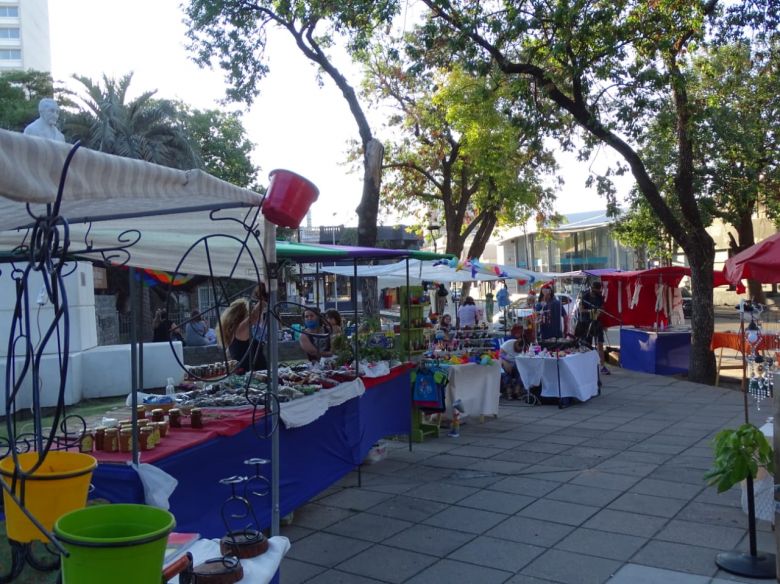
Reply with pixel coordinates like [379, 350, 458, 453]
[599, 268, 687, 328]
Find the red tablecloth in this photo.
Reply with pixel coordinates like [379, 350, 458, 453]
[93, 363, 414, 465]
[711, 331, 780, 352]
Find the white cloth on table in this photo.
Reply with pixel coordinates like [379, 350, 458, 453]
[515, 351, 599, 401]
[170, 536, 290, 584]
[131, 463, 178, 510]
[280, 377, 365, 429]
[445, 362, 501, 418]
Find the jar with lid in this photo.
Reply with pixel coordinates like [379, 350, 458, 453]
[156, 421, 169, 439]
[119, 428, 133, 452]
[151, 409, 165, 423]
[136, 406, 146, 419]
[139, 427, 154, 451]
[190, 408, 203, 429]
[78, 430, 94, 453]
[94, 427, 106, 451]
[168, 408, 181, 428]
[104, 428, 119, 452]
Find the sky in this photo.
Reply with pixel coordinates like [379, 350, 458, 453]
[48, 1, 631, 229]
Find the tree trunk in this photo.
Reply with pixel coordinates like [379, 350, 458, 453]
[356, 138, 384, 319]
[459, 211, 498, 299]
[733, 216, 766, 304]
[687, 242, 717, 384]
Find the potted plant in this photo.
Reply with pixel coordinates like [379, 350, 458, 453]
[704, 422, 776, 578]
[704, 423, 774, 493]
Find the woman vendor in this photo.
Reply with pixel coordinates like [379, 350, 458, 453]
[218, 284, 269, 372]
[534, 284, 563, 340]
[299, 307, 333, 361]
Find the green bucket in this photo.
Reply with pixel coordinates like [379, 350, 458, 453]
[54, 503, 176, 584]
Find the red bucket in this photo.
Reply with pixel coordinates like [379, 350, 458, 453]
[262, 169, 320, 228]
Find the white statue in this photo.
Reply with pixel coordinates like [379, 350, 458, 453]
[23, 98, 65, 142]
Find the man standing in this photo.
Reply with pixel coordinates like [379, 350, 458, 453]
[24, 98, 66, 142]
[578, 280, 609, 374]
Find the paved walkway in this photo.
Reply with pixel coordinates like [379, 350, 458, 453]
[279, 367, 775, 583]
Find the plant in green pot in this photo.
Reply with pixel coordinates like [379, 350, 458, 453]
[704, 422, 776, 578]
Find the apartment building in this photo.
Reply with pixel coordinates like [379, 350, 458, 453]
[0, 0, 51, 72]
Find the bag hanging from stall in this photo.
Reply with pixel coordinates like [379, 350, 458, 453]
[412, 365, 448, 412]
[437, 284, 449, 298]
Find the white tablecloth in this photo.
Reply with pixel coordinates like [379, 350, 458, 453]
[171, 536, 290, 583]
[445, 362, 501, 418]
[280, 377, 365, 428]
[515, 351, 599, 401]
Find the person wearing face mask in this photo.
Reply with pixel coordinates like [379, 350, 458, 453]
[299, 307, 332, 361]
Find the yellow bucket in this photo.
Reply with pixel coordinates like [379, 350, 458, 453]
[0, 451, 97, 543]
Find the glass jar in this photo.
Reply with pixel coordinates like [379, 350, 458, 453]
[136, 406, 146, 419]
[94, 427, 106, 451]
[104, 428, 119, 452]
[79, 430, 94, 453]
[139, 427, 154, 450]
[151, 409, 165, 423]
[191, 408, 203, 429]
[156, 421, 169, 439]
[168, 408, 181, 428]
[119, 428, 133, 452]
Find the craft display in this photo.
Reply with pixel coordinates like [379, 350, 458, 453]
[744, 304, 775, 409]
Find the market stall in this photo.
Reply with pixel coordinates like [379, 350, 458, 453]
[444, 361, 502, 420]
[514, 350, 600, 402]
[90, 364, 413, 537]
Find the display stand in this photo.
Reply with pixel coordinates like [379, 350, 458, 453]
[410, 408, 441, 443]
[400, 286, 426, 359]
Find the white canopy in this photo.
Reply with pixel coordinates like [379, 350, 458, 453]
[0, 130, 267, 279]
[321, 259, 550, 288]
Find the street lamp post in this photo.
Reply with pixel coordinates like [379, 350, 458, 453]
[427, 218, 441, 253]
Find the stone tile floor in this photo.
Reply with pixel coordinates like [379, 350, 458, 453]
[279, 367, 776, 583]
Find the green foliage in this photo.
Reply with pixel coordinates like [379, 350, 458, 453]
[704, 424, 775, 494]
[184, 0, 399, 105]
[62, 73, 197, 168]
[360, 37, 556, 257]
[178, 106, 260, 188]
[0, 70, 56, 132]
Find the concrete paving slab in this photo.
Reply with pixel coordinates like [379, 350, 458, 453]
[306, 569, 387, 583]
[457, 489, 536, 514]
[291, 503, 355, 530]
[422, 505, 508, 534]
[318, 488, 395, 512]
[521, 548, 623, 584]
[606, 492, 690, 518]
[404, 558, 513, 584]
[583, 508, 668, 538]
[334, 544, 438, 583]
[278, 558, 326, 584]
[488, 475, 562, 497]
[628, 477, 704, 501]
[366, 495, 450, 523]
[448, 534, 545, 572]
[608, 563, 710, 583]
[517, 498, 601, 526]
[555, 527, 647, 561]
[286, 532, 372, 568]
[485, 515, 574, 546]
[383, 524, 475, 556]
[655, 519, 745, 550]
[323, 512, 413, 543]
[630, 540, 720, 577]
[546, 483, 623, 507]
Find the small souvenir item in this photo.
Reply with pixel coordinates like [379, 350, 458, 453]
[104, 428, 119, 452]
[168, 408, 182, 428]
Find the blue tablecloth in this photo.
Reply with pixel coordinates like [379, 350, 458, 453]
[620, 328, 691, 375]
[91, 369, 411, 537]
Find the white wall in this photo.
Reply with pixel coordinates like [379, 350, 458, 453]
[1, 261, 184, 411]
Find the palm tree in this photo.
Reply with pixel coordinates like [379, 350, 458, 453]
[62, 73, 197, 169]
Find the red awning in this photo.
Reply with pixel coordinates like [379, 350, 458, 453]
[723, 232, 780, 285]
